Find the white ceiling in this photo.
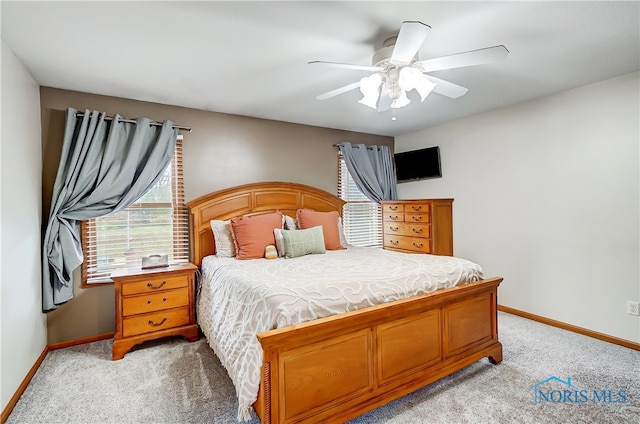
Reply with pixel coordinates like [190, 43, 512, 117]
[2, 1, 638, 137]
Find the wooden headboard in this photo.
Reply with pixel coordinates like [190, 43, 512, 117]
[186, 181, 346, 267]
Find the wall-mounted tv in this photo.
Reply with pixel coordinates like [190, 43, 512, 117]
[394, 146, 442, 183]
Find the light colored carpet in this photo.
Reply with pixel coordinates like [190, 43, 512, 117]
[6, 312, 639, 423]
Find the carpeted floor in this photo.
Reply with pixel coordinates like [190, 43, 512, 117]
[6, 312, 639, 423]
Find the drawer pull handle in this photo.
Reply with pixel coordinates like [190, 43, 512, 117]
[412, 216, 423, 221]
[162, 297, 167, 302]
[148, 318, 167, 327]
[390, 226, 399, 231]
[411, 206, 422, 211]
[389, 206, 398, 211]
[390, 240, 399, 245]
[389, 215, 399, 220]
[147, 300, 152, 304]
[412, 242, 424, 248]
[147, 281, 166, 290]
[412, 228, 423, 234]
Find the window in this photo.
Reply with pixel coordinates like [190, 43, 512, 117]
[338, 155, 383, 247]
[81, 140, 189, 285]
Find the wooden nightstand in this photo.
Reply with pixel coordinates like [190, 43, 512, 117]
[110, 262, 199, 360]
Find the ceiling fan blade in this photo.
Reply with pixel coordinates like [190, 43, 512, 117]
[423, 75, 469, 99]
[416, 45, 509, 72]
[390, 21, 431, 65]
[315, 81, 361, 100]
[308, 61, 383, 72]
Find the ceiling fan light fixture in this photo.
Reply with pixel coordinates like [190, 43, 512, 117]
[390, 89, 410, 109]
[398, 66, 421, 90]
[398, 67, 437, 102]
[358, 73, 383, 109]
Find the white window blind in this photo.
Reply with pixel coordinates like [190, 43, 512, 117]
[81, 141, 189, 284]
[338, 155, 383, 247]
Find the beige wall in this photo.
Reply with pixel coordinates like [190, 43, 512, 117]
[1, 41, 47, 412]
[39, 87, 393, 343]
[396, 72, 640, 343]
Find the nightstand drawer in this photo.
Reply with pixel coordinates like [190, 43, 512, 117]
[122, 307, 190, 338]
[385, 235, 431, 253]
[121, 275, 189, 296]
[122, 287, 190, 316]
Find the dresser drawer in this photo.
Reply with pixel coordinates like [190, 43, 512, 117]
[383, 204, 404, 213]
[404, 203, 430, 214]
[384, 223, 430, 238]
[385, 235, 432, 253]
[405, 213, 430, 223]
[384, 213, 404, 222]
[122, 287, 190, 316]
[121, 274, 189, 296]
[122, 307, 190, 338]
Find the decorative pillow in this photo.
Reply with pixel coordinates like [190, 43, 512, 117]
[230, 212, 283, 259]
[210, 220, 236, 258]
[338, 217, 348, 248]
[284, 215, 298, 230]
[273, 228, 286, 257]
[281, 226, 326, 258]
[296, 209, 343, 250]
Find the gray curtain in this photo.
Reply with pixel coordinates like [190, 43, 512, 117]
[337, 142, 398, 203]
[42, 108, 178, 311]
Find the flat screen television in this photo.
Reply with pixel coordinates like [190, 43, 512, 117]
[394, 146, 442, 182]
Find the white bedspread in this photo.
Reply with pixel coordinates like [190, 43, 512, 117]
[197, 247, 483, 421]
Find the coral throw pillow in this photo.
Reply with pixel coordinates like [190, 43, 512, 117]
[230, 212, 283, 259]
[296, 209, 343, 250]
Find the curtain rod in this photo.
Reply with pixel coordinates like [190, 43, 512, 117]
[333, 143, 380, 149]
[74, 112, 192, 132]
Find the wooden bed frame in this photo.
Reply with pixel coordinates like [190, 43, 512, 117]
[187, 181, 503, 424]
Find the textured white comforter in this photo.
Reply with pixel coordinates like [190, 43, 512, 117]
[197, 247, 483, 421]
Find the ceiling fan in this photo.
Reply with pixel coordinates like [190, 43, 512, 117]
[309, 21, 509, 112]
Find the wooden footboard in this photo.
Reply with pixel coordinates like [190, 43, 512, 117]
[254, 277, 503, 424]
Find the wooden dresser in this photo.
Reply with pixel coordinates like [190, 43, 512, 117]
[381, 199, 453, 256]
[110, 262, 199, 360]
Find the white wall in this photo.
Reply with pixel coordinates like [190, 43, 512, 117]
[396, 72, 639, 343]
[1, 40, 47, 412]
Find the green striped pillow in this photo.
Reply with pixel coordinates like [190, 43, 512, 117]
[282, 226, 326, 258]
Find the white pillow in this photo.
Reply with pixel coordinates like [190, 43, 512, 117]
[210, 219, 236, 258]
[338, 217, 348, 248]
[273, 228, 286, 257]
[284, 215, 298, 230]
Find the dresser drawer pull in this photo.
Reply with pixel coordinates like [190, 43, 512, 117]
[411, 206, 422, 211]
[389, 240, 399, 245]
[148, 317, 168, 327]
[412, 228, 423, 234]
[411, 216, 423, 221]
[390, 226, 399, 231]
[412, 242, 424, 248]
[389, 205, 399, 211]
[146, 297, 168, 305]
[163, 297, 167, 302]
[147, 281, 167, 290]
[389, 215, 399, 220]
